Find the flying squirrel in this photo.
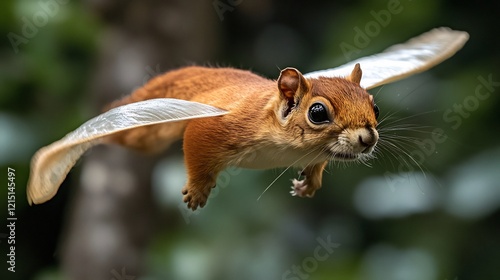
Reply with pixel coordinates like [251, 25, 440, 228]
[26, 27, 469, 210]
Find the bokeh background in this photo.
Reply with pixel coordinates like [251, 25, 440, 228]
[1, 0, 499, 279]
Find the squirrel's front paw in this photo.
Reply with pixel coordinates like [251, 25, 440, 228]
[182, 185, 214, 210]
[290, 178, 316, 198]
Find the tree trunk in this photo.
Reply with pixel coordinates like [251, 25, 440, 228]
[61, 1, 218, 279]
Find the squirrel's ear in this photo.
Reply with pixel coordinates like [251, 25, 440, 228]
[347, 63, 362, 85]
[278, 68, 310, 111]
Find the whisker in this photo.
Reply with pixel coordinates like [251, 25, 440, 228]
[256, 146, 323, 201]
[373, 84, 385, 99]
[376, 133, 438, 194]
[377, 110, 439, 128]
[372, 81, 451, 194]
[374, 81, 427, 123]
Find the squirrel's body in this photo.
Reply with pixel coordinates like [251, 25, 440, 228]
[108, 67, 275, 158]
[106, 65, 379, 210]
[25, 28, 469, 209]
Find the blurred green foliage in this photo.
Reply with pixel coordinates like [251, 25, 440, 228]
[1, 0, 499, 279]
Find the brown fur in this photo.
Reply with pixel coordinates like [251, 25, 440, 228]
[104, 65, 378, 210]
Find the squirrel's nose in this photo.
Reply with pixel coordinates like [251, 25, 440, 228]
[355, 127, 378, 153]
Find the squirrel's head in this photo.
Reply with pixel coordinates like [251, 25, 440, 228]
[274, 63, 379, 162]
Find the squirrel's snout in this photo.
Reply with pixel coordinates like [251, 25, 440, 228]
[354, 127, 378, 154]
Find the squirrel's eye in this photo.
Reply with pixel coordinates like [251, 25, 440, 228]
[374, 104, 380, 119]
[308, 103, 330, 124]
